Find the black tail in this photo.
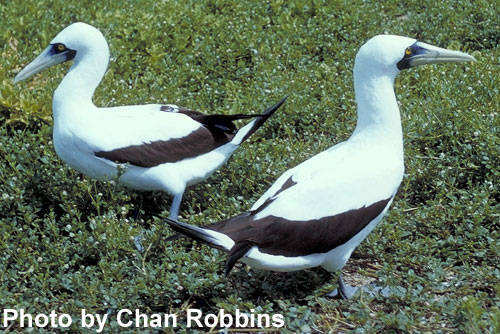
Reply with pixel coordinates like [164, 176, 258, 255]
[165, 218, 226, 252]
[190, 96, 286, 135]
[237, 96, 287, 143]
[166, 218, 256, 276]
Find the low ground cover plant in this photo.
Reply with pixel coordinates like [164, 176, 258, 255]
[1, 0, 498, 332]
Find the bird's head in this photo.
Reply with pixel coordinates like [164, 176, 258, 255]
[14, 22, 109, 84]
[355, 34, 476, 79]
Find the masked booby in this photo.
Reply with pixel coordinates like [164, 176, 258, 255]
[166, 35, 476, 298]
[14, 22, 286, 220]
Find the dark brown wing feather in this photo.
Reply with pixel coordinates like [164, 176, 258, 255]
[95, 126, 233, 167]
[208, 197, 392, 258]
[98, 98, 286, 168]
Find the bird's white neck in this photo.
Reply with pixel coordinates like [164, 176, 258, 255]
[351, 64, 403, 154]
[52, 48, 108, 117]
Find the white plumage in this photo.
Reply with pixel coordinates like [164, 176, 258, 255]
[167, 34, 475, 298]
[14, 22, 286, 220]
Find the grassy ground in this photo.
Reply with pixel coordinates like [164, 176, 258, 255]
[1, 0, 499, 333]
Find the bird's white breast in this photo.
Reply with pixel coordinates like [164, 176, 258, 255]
[52, 103, 239, 192]
[252, 134, 404, 222]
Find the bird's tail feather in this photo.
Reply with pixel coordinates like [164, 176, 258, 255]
[230, 96, 287, 145]
[166, 218, 256, 276]
[165, 218, 231, 252]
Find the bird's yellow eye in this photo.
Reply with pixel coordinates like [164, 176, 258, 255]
[57, 44, 66, 51]
[405, 47, 412, 56]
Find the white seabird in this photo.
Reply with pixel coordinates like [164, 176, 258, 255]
[166, 35, 476, 298]
[14, 22, 286, 220]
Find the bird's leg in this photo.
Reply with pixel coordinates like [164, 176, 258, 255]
[133, 194, 144, 252]
[168, 192, 184, 221]
[327, 274, 392, 299]
[131, 193, 144, 220]
[327, 274, 360, 299]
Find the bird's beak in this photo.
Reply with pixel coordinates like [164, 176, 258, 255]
[397, 41, 476, 70]
[14, 45, 72, 84]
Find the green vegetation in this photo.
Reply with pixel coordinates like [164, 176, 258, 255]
[1, 0, 499, 333]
